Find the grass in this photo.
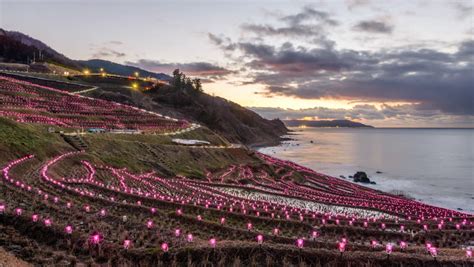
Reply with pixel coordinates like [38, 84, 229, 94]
[0, 116, 255, 179]
[0, 117, 71, 162]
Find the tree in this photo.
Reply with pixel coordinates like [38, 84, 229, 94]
[192, 78, 203, 92]
[172, 69, 182, 89]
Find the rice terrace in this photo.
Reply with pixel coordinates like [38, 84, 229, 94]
[1, 0, 473, 266]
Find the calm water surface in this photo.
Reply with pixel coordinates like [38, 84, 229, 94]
[259, 128, 474, 213]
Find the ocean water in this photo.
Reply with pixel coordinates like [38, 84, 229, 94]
[259, 128, 474, 214]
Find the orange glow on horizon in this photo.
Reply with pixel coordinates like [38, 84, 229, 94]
[204, 79, 418, 113]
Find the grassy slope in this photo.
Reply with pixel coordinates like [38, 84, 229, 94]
[0, 117, 72, 162]
[0, 117, 258, 179]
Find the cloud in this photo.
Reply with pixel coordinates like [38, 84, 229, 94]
[92, 47, 126, 58]
[209, 7, 474, 119]
[253, 41, 474, 115]
[249, 105, 474, 127]
[208, 33, 237, 51]
[125, 59, 233, 78]
[212, 37, 473, 116]
[353, 20, 393, 34]
[108, 40, 123, 45]
[280, 6, 339, 26]
[450, 1, 473, 19]
[249, 105, 384, 120]
[346, 0, 371, 10]
[240, 6, 338, 48]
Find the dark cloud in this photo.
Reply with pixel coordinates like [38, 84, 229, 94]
[208, 33, 237, 51]
[212, 36, 473, 115]
[353, 20, 393, 34]
[281, 6, 339, 26]
[209, 7, 474, 118]
[125, 59, 233, 78]
[240, 6, 338, 48]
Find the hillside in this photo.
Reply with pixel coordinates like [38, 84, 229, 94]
[62, 74, 288, 146]
[0, 73, 471, 267]
[78, 59, 171, 81]
[284, 119, 373, 128]
[0, 29, 80, 69]
[1, 29, 288, 146]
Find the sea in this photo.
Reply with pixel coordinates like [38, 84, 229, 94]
[258, 128, 474, 214]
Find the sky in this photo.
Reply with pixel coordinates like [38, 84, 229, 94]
[1, 0, 473, 127]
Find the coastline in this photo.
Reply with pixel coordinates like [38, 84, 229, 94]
[257, 127, 474, 214]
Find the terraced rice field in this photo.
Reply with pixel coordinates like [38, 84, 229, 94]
[0, 76, 472, 266]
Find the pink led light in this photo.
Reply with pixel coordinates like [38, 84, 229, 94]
[90, 234, 101, 245]
[338, 241, 346, 253]
[257, 234, 263, 244]
[146, 220, 153, 229]
[15, 208, 22, 216]
[296, 238, 304, 249]
[123, 240, 131, 249]
[386, 243, 393, 254]
[176, 209, 182, 215]
[247, 222, 253, 230]
[400, 225, 405, 231]
[311, 230, 319, 239]
[44, 218, 52, 227]
[371, 240, 378, 248]
[31, 214, 39, 222]
[400, 241, 407, 250]
[220, 217, 225, 225]
[0, 204, 5, 213]
[161, 242, 169, 252]
[429, 247, 437, 257]
[187, 234, 193, 242]
[100, 209, 106, 217]
[65, 225, 73, 234]
[84, 205, 90, 212]
[466, 249, 472, 258]
[175, 229, 181, 237]
[210, 238, 217, 248]
[151, 207, 156, 214]
[273, 228, 279, 235]
[197, 215, 202, 221]
[426, 242, 432, 251]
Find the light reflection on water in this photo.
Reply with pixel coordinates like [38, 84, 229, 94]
[259, 128, 474, 213]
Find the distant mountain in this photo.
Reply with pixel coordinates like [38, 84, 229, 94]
[78, 59, 171, 81]
[284, 119, 373, 128]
